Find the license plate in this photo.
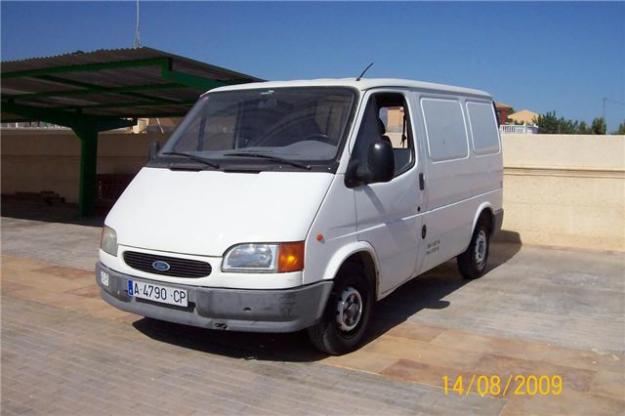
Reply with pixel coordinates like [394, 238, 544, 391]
[128, 280, 188, 307]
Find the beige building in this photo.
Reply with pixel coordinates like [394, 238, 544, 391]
[131, 117, 181, 134]
[508, 109, 539, 125]
[385, 107, 405, 132]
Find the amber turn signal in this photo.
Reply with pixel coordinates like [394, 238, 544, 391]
[278, 242, 305, 273]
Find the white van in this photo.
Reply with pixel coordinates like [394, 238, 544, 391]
[97, 78, 503, 354]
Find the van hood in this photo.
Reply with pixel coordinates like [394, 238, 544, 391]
[105, 167, 334, 256]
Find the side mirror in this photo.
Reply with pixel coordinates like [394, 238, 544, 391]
[149, 140, 161, 161]
[367, 140, 395, 183]
[346, 140, 395, 187]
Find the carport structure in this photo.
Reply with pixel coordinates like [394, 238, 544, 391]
[1, 47, 261, 216]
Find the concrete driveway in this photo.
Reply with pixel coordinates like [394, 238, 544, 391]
[1, 215, 624, 415]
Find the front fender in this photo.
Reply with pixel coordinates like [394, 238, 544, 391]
[321, 241, 381, 297]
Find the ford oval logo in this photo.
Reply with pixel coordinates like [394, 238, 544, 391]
[152, 260, 171, 272]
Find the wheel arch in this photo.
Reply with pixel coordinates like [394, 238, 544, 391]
[323, 242, 380, 299]
[472, 202, 495, 236]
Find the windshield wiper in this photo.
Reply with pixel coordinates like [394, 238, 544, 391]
[224, 152, 311, 170]
[161, 151, 220, 169]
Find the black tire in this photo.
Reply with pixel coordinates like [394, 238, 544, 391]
[307, 263, 373, 355]
[457, 219, 491, 279]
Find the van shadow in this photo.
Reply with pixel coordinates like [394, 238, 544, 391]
[365, 239, 521, 345]
[132, 240, 521, 363]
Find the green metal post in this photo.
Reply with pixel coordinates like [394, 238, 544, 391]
[73, 125, 99, 217]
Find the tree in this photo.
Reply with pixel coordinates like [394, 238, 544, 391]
[591, 117, 607, 135]
[504, 107, 517, 124]
[613, 121, 625, 135]
[577, 121, 590, 134]
[558, 118, 577, 134]
[535, 112, 609, 135]
[535, 111, 560, 133]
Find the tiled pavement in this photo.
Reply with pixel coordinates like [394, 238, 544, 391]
[1, 216, 624, 415]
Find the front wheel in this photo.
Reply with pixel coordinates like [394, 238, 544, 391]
[307, 263, 373, 355]
[457, 220, 490, 279]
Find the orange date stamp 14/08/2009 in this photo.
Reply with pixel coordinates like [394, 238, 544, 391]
[442, 374, 563, 398]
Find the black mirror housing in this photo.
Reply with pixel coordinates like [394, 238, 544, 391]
[367, 140, 395, 183]
[345, 140, 395, 187]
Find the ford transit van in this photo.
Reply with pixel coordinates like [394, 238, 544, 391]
[97, 79, 503, 354]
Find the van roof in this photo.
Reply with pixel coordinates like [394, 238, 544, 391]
[208, 78, 492, 98]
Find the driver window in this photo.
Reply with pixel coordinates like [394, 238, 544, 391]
[353, 93, 415, 176]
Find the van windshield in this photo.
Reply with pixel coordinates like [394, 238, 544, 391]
[160, 87, 357, 168]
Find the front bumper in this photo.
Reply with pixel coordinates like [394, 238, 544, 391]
[96, 262, 333, 333]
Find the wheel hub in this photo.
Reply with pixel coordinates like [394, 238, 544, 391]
[474, 230, 488, 266]
[336, 287, 363, 332]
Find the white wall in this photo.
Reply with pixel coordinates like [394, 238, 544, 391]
[2, 129, 624, 251]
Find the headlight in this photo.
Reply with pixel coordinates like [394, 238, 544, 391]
[100, 226, 118, 257]
[222, 242, 304, 273]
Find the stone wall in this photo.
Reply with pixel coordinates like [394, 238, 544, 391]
[1, 129, 624, 250]
[1, 129, 168, 204]
[500, 134, 624, 251]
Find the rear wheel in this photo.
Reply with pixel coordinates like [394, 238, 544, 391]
[457, 219, 490, 279]
[307, 263, 373, 355]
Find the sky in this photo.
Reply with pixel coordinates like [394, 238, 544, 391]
[2, 1, 624, 129]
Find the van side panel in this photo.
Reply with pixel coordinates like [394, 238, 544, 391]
[416, 93, 502, 273]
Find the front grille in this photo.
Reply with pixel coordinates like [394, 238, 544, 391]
[123, 251, 212, 278]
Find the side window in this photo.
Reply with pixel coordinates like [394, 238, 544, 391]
[421, 97, 468, 162]
[466, 101, 500, 154]
[352, 93, 415, 176]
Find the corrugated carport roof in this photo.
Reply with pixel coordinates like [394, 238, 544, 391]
[1, 47, 262, 122]
[0, 47, 262, 217]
